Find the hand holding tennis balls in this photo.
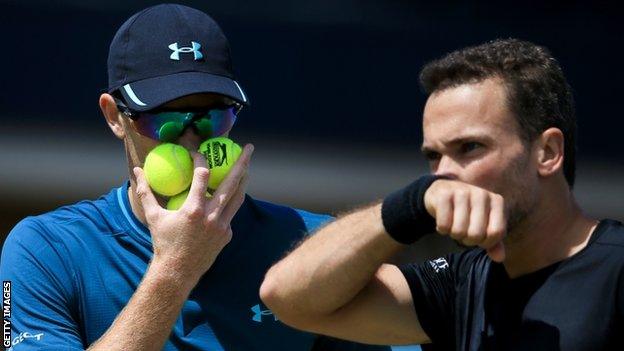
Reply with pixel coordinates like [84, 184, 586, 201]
[132, 144, 253, 286]
[143, 143, 194, 196]
[198, 137, 243, 190]
[166, 190, 212, 210]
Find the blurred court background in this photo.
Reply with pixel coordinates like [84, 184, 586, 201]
[0, 3, 621, 348]
[2, 0, 621, 241]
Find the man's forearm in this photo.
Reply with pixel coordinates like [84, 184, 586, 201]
[88, 258, 196, 351]
[261, 203, 404, 319]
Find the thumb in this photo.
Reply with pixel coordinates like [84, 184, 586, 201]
[486, 241, 506, 263]
[133, 167, 161, 220]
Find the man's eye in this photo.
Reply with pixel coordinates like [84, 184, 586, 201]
[461, 142, 482, 154]
[424, 151, 441, 161]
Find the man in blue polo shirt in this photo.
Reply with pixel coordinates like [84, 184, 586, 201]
[0, 4, 392, 350]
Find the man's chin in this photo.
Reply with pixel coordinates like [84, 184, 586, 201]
[505, 206, 533, 243]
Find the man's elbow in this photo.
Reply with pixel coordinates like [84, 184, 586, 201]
[259, 269, 280, 310]
[259, 270, 316, 331]
[259, 269, 291, 318]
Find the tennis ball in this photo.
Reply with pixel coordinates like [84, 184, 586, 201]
[166, 190, 213, 210]
[143, 143, 193, 196]
[198, 137, 242, 190]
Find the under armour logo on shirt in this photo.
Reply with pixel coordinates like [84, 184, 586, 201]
[251, 304, 278, 323]
[168, 41, 203, 61]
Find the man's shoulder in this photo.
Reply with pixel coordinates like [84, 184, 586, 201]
[402, 248, 489, 285]
[247, 196, 333, 231]
[438, 248, 490, 272]
[593, 219, 624, 248]
[249, 196, 332, 219]
[4, 188, 121, 248]
[586, 219, 624, 273]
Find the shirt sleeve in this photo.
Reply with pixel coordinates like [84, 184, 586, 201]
[399, 254, 461, 349]
[298, 210, 334, 235]
[1, 218, 85, 351]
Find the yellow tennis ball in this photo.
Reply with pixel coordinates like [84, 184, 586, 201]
[166, 190, 213, 211]
[198, 137, 242, 190]
[143, 143, 193, 196]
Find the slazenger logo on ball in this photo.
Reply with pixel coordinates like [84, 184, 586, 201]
[202, 141, 230, 168]
[213, 142, 229, 167]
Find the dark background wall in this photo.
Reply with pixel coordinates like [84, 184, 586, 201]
[1, 1, 622, 251]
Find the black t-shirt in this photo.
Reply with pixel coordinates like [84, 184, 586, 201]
[400, 219, 624, 351]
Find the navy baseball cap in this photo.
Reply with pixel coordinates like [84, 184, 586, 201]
[107, 3, 248, 111]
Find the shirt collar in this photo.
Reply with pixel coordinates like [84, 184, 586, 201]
[115, 180, 152, 247]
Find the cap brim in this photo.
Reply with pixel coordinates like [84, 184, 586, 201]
[115, 71, 249, 111]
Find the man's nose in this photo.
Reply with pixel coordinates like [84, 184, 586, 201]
[434, 155, 460, 179]
[176, 126, 202, 151]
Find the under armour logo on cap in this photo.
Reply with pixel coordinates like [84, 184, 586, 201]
[168, 41, 203, 61]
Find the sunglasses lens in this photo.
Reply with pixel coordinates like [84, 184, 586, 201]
[158, 121, 184, 142]
[194, 118, 213, 138]
[205, 108, 237, 137]
[132, 107, 238, 141]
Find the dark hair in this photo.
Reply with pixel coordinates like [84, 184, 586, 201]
[420, 39, 577, 188]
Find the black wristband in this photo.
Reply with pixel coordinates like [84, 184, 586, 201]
[381, 174, 445, 244]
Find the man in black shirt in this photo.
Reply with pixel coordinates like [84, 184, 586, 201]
[259, 39, 624, 350]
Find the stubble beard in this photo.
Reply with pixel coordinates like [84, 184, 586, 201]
[500, 150, 538, 243]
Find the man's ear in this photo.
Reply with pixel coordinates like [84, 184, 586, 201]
[536, 127, 565, 178]
[99, 93, 125, 139]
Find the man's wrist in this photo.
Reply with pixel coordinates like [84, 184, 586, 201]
[381, 174, 445, 244]
[147, 255, 200, 294]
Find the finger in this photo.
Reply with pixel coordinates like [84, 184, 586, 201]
[463, 191, 489, 246]
[221, 172, 249, 224]
[184, 152, 211, 210]
[435, 191, 453, 235]
[133, 167, 161, 221]
[209, 144, 254, 212]
[482, 194, 506, 249]
[424, 179, 446, 217]
[487, 242, 506, 262]
[450, 190, 470, 241]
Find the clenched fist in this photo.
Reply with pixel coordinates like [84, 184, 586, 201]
[424, 179, 507, 262]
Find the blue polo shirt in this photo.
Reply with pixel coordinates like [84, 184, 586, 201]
[1, 182, 397, 350]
